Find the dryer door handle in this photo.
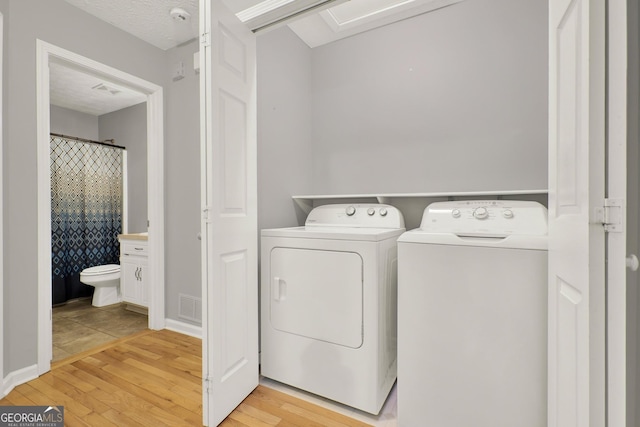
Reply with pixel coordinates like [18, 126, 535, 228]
[273, 277, 287, 301]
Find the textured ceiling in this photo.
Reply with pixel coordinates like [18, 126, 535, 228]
[55, 0, 445, 115]
[55, 0, 265, 116]
[63, 0, 200, 50]
[62, 0, 263, 51]
[50, 62, 147, 116]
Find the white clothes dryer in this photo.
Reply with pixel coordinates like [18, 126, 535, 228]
[260, 204, 405, 414]
[397, 200, 548, 427]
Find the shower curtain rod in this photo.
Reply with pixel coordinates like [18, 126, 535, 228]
[50, 132, 126, 150]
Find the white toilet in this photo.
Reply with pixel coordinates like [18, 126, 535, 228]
[79, 264, 121, 307]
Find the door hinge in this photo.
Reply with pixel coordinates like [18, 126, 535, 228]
[202, 206, 213, 223]
[201, 32, 211, 47]
[595, 198, 624, 233]
[204, 377, 214, 394]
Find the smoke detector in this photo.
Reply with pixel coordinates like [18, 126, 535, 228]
[170, 7, 191, 22]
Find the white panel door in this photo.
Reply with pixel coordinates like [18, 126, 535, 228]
[200, 0, 258, 425]
[547, 0, 606, 426]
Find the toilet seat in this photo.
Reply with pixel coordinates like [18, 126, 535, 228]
[81, 264, 120, 276]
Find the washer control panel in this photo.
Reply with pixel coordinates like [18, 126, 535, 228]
[419, 200, 547, 236]
[305, 204, 405, 229]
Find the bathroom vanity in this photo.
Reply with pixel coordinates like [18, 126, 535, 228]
[118, 233, 149, 309]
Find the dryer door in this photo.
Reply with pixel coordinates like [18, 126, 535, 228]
[270, 248, 363, 348]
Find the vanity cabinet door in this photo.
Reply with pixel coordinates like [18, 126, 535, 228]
[139, 257, 149, 306]
[119, 239, 149, 308]
[120, 257, 141, 304]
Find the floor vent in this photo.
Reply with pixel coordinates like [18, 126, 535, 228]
[179, 294, 202, 324]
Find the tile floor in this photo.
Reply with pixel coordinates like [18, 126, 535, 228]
[52, 298, 148, 362]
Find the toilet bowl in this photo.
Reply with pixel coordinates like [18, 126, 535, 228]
[79, 264, 121, 307]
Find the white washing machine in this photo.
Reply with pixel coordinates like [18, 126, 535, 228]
[260, 203, 405, 414]
[397, 200, 548, 427]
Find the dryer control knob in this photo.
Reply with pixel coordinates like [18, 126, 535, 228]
[367, 208, 376, 216]
[452, 209, 461, 218]
[379, 208, 388, 216]
[473, 207, 489, 220]
[503, 209, 514, 219]
[346, 206, 356, 216]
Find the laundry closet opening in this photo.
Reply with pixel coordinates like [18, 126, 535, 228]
[254, 0, 547, 423]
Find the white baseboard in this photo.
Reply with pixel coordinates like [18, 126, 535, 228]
[164, 318, 202, 339]
[2, 364, 38, 398]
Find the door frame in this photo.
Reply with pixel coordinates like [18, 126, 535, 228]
[35, 40, 165, 374]
[606, 0, 628, 424]
[0, 10, 4, 395]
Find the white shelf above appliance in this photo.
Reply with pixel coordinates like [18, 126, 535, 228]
[292, 189, 549, 216]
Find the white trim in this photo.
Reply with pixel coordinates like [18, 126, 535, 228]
[1, 365, 38, 399]
[198, 2, 210, 425]
[36, 41, 53, 374]
[36, 40, 165, 376]
[0, 11, 4, 394]
[236, 0, 295, 22]
[147, 89, 165, 331]
[606, 1, 628, 425]
[164, 319, 203, 339]
[122, 150, 129, 234]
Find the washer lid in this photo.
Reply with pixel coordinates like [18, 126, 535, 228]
[81, 264, 120, 275]
[398, 231, 548, 250]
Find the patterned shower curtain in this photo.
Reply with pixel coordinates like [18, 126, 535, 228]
[50, 135, 124, 305]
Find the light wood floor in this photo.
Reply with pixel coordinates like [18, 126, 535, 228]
[0, 329, 372, 427]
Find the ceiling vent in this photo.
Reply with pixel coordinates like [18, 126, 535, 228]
[91, 83, 122, 96]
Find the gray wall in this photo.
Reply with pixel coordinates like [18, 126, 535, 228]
[3, 0, 166, 374]
[164, 40, 201, 325]
[310, 0, 548, 195]
[50, 105, 99, 140]
[99, 102, 147, 233]
[257, 27, 314, 231]
[256, 0, 548, 230]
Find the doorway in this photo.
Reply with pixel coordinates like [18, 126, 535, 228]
[35, 40, 165, 374]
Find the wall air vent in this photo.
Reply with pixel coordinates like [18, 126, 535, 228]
[179, 293, 202, 324]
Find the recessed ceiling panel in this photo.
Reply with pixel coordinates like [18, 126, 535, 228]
[288, 0, 465, 48]
[326, 0, 416, 25]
